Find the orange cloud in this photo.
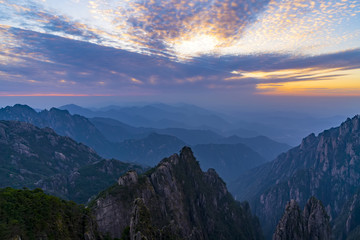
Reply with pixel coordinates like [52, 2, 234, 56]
[256, 68, 360, 96]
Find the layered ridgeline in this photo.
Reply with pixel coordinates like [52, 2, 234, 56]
[91, 147, 263, 240]
[0, 120, 145, 203]
[1, 145, 265, 240]
[192, 143, 266, 182]
[0, 104, 288, 184]
[230, 115, 360, 239]
[0, 188, 100, 240]
[0, 104, 116, 158]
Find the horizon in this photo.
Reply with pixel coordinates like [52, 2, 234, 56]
[0, 0, 359, 114]
[1, 95, 360, 118]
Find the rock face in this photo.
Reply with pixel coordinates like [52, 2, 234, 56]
[273, 197, 331, 240]
[91, 147, 263, 240]
[0, 120, 145, 203]
[273, 200, 307, 240]
[332, 190, 360, 239]
[230, 115, 360, 238]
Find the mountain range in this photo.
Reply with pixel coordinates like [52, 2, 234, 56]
[60, 103, 345, 146]
[0, 125, 264, 239]
[0, 120, 145, 203]
[2, 107, 360, 239]
[230, 115, 360, 239]
[91, 147, 263, 240]
[0, 104, 290, 183]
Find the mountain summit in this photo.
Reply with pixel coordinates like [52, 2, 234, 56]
[92, 147, 263, 240]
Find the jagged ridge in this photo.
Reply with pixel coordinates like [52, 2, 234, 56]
[91, 147, 263, 240]
[230, 115, 360, 238]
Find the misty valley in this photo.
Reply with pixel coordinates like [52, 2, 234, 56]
[1, 0, 360, 238]
[0, 103, 359, 239]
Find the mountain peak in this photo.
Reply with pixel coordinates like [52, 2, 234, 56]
[1, 104, 37, 115]
[273, 197, 331, 240]
[339, 115, 360, 136]
[47, 107, 70, 115]
[92, 147, 262, 239]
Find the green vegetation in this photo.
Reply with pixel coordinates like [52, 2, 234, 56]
[0, 187, 98, 240]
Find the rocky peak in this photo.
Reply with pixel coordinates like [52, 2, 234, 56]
[118, 170, 138, 186]
[273, 197, 330, 240]
[92, 146, 263, 240]
[273, 200, 306, 240]
[303, 197, 331, 240]
[339, 115, 360, 136]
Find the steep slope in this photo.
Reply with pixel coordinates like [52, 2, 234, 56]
[273, 197, 331, 240]
[230, 115, 360, 238]
[0, 120, 145, 203]
[0, 104, 115, 158]
[91, 147, 263, 240]
[0, 187, 100, 240]
[192, 143, 266, 182]
[0, 120, 101, 188]
[332, 190, 360, 239]
[217, 135, 291, 161]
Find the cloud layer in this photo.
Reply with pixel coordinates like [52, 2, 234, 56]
[1, 26, 359, 97]
[1, 0, 359, 58]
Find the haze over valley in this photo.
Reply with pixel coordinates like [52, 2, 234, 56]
[1, 0, 360, 239]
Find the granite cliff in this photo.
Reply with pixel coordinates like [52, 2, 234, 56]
[230, 115, 360, 238]
[273, 197, 331, 240]
[91, 147, 263, 240]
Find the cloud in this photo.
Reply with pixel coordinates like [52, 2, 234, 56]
[0, 27, 359, 97]
[1, 0, 359, 59]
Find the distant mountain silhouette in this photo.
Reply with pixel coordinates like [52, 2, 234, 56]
[217, 135, 291, 161]
[1, 104, 290, 185]
[60, 103, 231, 130]
[192, 143, 266, 182]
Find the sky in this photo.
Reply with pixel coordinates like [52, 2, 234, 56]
[0, 0, 360, 115]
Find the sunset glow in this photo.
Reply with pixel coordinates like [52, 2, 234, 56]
[0, 0, 359, 98]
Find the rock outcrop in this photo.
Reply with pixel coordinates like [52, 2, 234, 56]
[332, 191, 360, 239]
[92, 147, 263, 240]
[273, 197, 331, 240]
